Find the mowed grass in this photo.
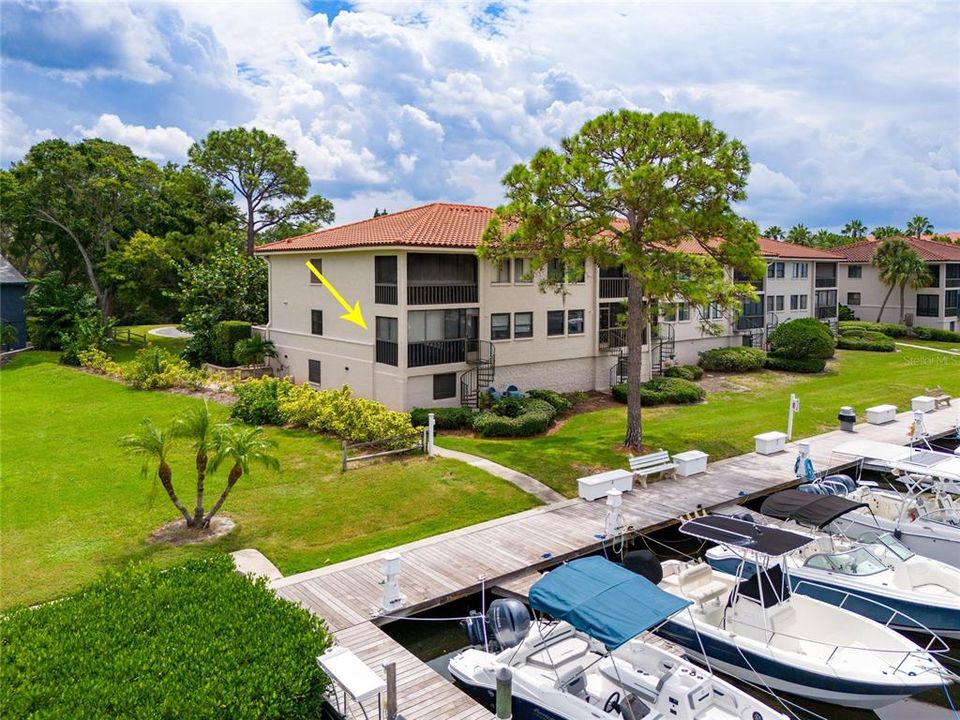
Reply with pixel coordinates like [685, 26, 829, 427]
[438, 345, 960, 497]
[111, 324, 189, 362]
[0, 353, 539, 609]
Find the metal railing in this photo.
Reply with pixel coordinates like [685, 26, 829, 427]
[816, 305, 838, 319]
[375, 284, 398, 305]
[815, 277, 838, 288]
[376, 339, 399, 366]
[946, 277, 960, 288]
[599, 327, 628, 350]
[408, 338, 466, 367]
[599, 277, 629, 298]
[407, 284, 478, 305]
[735, 315, 764, 330]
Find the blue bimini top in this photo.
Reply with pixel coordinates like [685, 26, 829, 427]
[528, 556, 691, 649]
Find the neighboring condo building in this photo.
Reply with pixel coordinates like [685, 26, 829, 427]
[835, 236, 960, 332]
[254, 203, 840, 410]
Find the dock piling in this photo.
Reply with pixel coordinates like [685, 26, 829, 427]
[495, 666, 513, 719]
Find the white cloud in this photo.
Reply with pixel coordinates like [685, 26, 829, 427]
[76, 114, 194, 161]
[0, 101, 54, 164]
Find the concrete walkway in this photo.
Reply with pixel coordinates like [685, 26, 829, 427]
[897, 341, 960, 355]
[231, 548, 283, 581]
[433, 445, 565, 503]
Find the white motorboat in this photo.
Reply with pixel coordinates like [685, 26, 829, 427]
[832, 438, 960, 493]
[705, 489, 960, 639]
[448, 556, 788, 720]
[650, 516, 952, 710]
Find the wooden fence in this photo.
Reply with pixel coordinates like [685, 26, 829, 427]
[112, 328, 147, 346]
[341, 415, 435, 471]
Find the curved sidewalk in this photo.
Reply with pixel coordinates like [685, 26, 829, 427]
[433, 445, 565, 503]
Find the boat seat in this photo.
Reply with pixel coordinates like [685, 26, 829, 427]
[597, 658, 659, 701]
[677, 563, 726, 606]
[554, 663, 586, 697]
[527, 636, 589, 669]
[686, 580, 727, 607]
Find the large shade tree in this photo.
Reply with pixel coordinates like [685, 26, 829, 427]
[188, 127, 335, 255]
[872, 237, 933, 323]
[481, 110, 763, 449]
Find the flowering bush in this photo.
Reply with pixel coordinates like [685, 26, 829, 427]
[123, 348, 207, 390]
[78, 348, 124, 377]
[276, 383, 416, 443]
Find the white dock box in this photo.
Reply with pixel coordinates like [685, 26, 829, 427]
[577, 469, 634, 501]
[673, 450, 709, 477]
[911, 396, 935, 413]
[754, 431, 787, 456]
[866, 404, 897, 425]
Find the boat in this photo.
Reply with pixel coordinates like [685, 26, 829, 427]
[832, 438, 960, 493]
[448, 556, 788, 720]
[649, 516, 952, 709]
[705, 489, 960, 639]
[799, 475, 960, 569]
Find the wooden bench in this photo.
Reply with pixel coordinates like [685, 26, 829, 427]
[628, 450, 675, 489]
[926, 385, 952, 410]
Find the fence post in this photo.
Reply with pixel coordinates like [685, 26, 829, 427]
[383, 661, 398, 720]
[426, 413, 435, 457]
[341, 440, 348, 472]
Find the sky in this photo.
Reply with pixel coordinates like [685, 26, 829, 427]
[1, 1, 958, 231]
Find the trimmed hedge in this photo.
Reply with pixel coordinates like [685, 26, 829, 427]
[838, 321, 908, 338]
[764, 355, 827, 373]
[663, 364, 704, 381]
[231, 376, 289, 424]
[612, 377, 706, 406]
[211, 320, 252, 367]
[526, 388, 574, 412]
[914, 326, 960, 342]
[768, 318, 835, 360]
[278, 383, 416, 443]
[1, 556, 331, 720]
[472, 398, 557, 437]
[410, 406, 475, 430]
[698, 346, 766, 372]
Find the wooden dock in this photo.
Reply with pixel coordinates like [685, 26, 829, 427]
[273, 406, 958, 719]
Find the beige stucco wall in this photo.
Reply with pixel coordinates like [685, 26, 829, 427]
[838, 262, 955, 330]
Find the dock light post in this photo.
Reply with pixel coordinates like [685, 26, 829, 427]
[380, 552, 405, 615]
[787, 394, 800, 440]
[495, 666, 513, 719]
[605, 489, 624, 539]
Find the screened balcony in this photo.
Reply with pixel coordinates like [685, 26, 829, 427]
[599, 266, 629, 298]
[815, 262, 838, 288]
[407, 253, 478, 305]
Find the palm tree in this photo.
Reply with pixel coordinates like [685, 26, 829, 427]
[172, 401, 215, 527]
[872, 238, 932, 323]
[872, 225, 902, 239]
[203, 425, 279, 527]
[906, 215, 933, 239]
[764, 225, 784, 241]
[786, 224, 812, 246]
[119, 419, 192, 524]
[841, 219, 866, 238]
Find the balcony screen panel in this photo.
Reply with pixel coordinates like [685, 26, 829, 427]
[375, 256, 398, 284]
[925, 265, 940, 288]
[376, 316, 398, 342]
[916, 294, 939, 317]
[945, 290, 958, 315]
[407, 253, 477, 284]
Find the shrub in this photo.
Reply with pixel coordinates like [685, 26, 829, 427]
[768, 318, 836, 360]
[839, 321, 907, 338]
[764, 355, 828, 372]
[1, 556, 331, 720]
[663, 364, 704, 381]
[492, 397, 525, 418]
[231, 377, 292, 425]
[838, 304, 856, 321]
[234, 335, 277, 366]
[410, 407, 475, 430]
[210, 321, 252, 366]
[78, 347, 123, 377]
[25, 272, 98, 350]
[59, 315, 117, 366]
[613, 377, 705, 405]
[929, 328, 960, 343]
[277, 383, 416, 443]
[123, 347, 207, 390]
[912, 326, 932, 339]
[526, 388, 574, 412]
[472, 398, 557, 437]
[698, 346, 766, 372]
[836, 329, 895, 352]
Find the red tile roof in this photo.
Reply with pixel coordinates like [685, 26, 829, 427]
[254, 201, 837, 261]
[832, 236, 960, 263]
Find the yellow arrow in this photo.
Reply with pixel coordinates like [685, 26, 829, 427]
[305, 260, 367, 329]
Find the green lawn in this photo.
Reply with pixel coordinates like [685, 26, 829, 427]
[111, 323, 189, 362]
[438, 346, 960, 497]
[0, 353, 539, 609]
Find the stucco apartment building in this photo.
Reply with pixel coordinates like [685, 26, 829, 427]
[835, 236, 960, 331]
[254, 202, 840, 410]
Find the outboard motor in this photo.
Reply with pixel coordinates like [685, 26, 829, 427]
[462, 598, 530, 651]
[622, 550, 663, 585]
[824, 474, 856, 493]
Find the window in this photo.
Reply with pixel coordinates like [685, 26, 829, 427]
[776, 296, 784, 312]
[375, 317, 398, 366]
[916, 294, 939, 317]
[567, 309, 585, 334]
[847, 265, 862, 279]
[547, 310, 565, 336]
[514, 258, 532, 284]
[846, 292, 861, 306]
[433, 373, 457, 400]
[375, 256, 398, 304]
[677, 302, 690, 321]
[790, 295, 798, 311]
[493, 261, 511, 284]
[925, 264, 940, 288]
[792, 262, 809, 279]
[491, 313, 511, 340]
[546, 258, 566, 282]
[308, 359, 321, 384]
[946, 290, 958, 316]
[311, 310, 323, 335]
[766, 296, 775, 312]
[799, 294, 808, 310]
[408, 308, 478, 342]
[767, 261, 784, 279]
[309, 258, 323, 283]
[700, 303, 723, 320]
[514, 312, 533, 339]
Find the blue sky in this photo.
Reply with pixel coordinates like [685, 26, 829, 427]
[2, 1, 958, 230]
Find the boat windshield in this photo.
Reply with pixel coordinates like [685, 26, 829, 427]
[803, 547, 886, 576]
[856, 532, 915, 561]
[922, 508, 960, 527]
